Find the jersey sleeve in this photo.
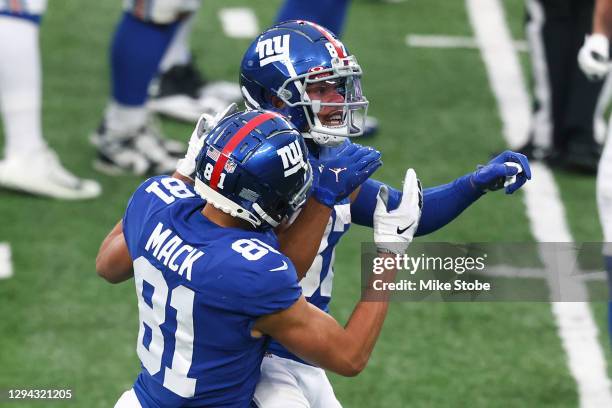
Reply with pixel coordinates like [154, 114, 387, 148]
[351, 178, 402, 227]
[239, 254, 302, 317]
[352, 175, 484, 236]
[122, 176, 176, 257]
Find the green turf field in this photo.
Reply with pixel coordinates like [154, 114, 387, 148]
[0, 0, 609, 406]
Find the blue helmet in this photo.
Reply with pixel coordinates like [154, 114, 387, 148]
[240, 20, 368, 147]
[194, 109, 312, 229]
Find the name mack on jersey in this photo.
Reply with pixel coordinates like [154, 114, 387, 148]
[144, 222, 204, 281]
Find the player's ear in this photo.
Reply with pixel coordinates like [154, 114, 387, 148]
[270, 95, 286, 109]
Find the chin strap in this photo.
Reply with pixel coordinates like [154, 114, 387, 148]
[195, 178, 262, 228]
[241, 86, 261, 109]
[194, 178, 282, 229]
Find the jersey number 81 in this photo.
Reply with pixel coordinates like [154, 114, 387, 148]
[134, 257, 197, 398]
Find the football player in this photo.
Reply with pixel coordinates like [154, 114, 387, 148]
[578, 0, 612, 345]
[97, 109, 419, 407]
[174, 21, 532, 407]
[0, 0, 101, 199]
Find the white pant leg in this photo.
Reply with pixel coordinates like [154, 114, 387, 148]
[122, 0, 201, 24]
[303, 367, 342, 408]
[254, 355, 310, 408]
[114, 388, 142, 408]
[0, 15, 46, 157]
[253, 355, 341, 408]
[525, 0, 553, 150]
[598, 122, 612, 255]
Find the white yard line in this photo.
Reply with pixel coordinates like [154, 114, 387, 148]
[406, 34, 528, 52]
[465, 0, 612, 406]
[0, 243, 13, 280]
[477, 265, 547, 279]
[218, 8, 259, 39]
[478, 265, 606, 281]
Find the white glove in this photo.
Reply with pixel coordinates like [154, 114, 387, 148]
[578, 33, 611, 81]
[176, 103, 238, 179]
[374, 168, 423, 254]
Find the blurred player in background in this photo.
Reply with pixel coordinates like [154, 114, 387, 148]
[0, 0, 100, 199]
[577, 0, 612, 345]
[97, 109, 419, 407]
[91, 0, 241, 176]
[146, 9, 242, 123]
[173, 21, 533, 407]
[520, 0, 609, 173]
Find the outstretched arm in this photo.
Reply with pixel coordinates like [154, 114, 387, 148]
[352, 175, 482, 236]
[351, 151, 531, 235]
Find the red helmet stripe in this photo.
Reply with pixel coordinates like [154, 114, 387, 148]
[303, 21, 346, 58]
[209, 112, 281, 191]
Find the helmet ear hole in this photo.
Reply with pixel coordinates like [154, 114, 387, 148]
[270, 95, 285, 109]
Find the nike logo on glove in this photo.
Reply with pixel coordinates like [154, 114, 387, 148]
[397, 221, 415, 235]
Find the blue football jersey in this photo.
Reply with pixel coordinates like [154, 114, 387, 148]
[122, 176, 302, 408]
[266, 146, 352, 364]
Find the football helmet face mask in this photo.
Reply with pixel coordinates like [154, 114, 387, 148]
[240, 20, 369, 147]
[194, 110, 312, 229]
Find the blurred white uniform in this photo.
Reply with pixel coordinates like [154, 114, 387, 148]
[598, 121, 612, 255]
[0, 0, 101, 199]
[578, 3, 612, 252]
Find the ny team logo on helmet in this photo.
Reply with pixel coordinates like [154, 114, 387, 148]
[194, 110, 312, 229]
[240, 20, 369, 147]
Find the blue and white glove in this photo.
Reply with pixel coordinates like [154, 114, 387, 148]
[374, 169, 423, 254]
[176, 103, 238, 179]
[311, 143, 382, 208]
[471, 150, 532, 194]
